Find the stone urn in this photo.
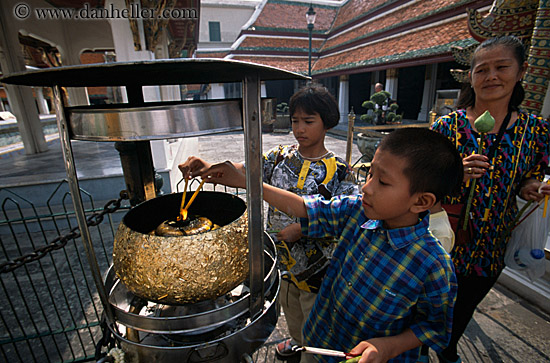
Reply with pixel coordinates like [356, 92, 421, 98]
[356, 130, 385, 162]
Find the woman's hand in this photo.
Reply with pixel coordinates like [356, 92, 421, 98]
[201, 161, 247, 189]
[178, 156, 211, 180]
[519, 178, 550, 202]
[462, 153, 490, 182]
[277, 223, 302, 243]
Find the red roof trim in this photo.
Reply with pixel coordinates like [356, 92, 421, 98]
[240, 29, 330, 39]
[231, 50, 317, 57]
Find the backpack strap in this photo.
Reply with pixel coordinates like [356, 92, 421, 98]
[320, 157, 337, 185]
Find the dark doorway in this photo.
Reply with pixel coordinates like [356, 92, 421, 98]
[436, 61, 462, 90]
[397, 65, 425, 120]
[265, 79, 296, 107]
[349, 72, 371, 119]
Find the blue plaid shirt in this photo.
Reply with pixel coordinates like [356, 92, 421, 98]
[301, 195, 457, 362]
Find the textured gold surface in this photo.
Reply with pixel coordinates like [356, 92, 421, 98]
[113, 213, 248, 304]
[154, 217, 214, 236]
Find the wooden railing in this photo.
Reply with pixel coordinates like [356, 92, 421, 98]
[345, 111, 430, 170]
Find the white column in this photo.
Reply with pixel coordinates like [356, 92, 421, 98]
[106, 0, 160, 102]
[418, 64, 438, 121]
[209, 84, 225, 99]
[338, 75, 349, 124]
[0, 1, 47, 154]
[106, 0, 166, 173]
[35, 87, 50, 115]
[56, 21, 91, 106]
[155, 31, 181, 102]
[385, 69, 398, 100]
[261, 82, 267, 97]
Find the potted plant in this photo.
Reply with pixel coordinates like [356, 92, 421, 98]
[360, 91, 402, 125]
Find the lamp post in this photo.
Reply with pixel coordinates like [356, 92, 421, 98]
[306, 4, 316, 77]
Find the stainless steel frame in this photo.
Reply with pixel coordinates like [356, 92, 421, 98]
[67, 99, 243, 141]
[1, 59, 308, 354]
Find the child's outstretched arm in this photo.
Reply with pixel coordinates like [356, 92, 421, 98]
[178, 156, 245, 179]
[202, 161, 308, 218]
[346, 329, 422, 363]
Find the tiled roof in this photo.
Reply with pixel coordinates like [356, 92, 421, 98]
[330, 0, 394, 30]
[196, 51, 230, 58]
[228, 0, 492, 76]
[230, 55, 309, 74]
[322, 0, 476, 51]
[315, 20, 477, 74]
[249, 1, 338, 33]
[235, 37, 325, 53]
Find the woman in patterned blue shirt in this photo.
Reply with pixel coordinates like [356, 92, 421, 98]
[199, 128, 462, 362]
[432, 36, 550, 363]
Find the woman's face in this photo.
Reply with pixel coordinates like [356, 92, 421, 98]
[470, 44, 526, 105]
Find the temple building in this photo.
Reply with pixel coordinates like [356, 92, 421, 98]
[1, 0, 549, 155]
[206, 0, 549, 124]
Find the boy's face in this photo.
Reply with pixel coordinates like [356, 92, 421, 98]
[291, 108, 327, 149]
[361, 148, 427, 229]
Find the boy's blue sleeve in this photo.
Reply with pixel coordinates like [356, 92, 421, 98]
[409, 253, 457, 353]
[300, 194, 358, 238]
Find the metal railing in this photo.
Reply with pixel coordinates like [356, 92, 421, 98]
[0, 178, 260, 362]
[0, 180, 129, 362]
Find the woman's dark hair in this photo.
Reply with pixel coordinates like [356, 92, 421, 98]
[289, 84, 340, 129]
[457, 35, 526, 112]
[377, 128, 463, 201]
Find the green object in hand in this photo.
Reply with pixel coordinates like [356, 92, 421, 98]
[473, 110, 495, 133]
[339, 357, 360, 363]
[462, 110, 496, 230]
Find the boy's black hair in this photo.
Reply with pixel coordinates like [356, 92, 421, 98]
[377, 128, 463, 202]
[457, 35, 526, 112]
[289, 84, 340, 129]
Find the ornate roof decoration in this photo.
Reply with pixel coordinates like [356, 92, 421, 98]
[124, 0, 198, 58]
[452, 0, 539, 83]
[451, 43, 478, 66]
[450, 42, 479, 83]
[467, 0, 539, 42]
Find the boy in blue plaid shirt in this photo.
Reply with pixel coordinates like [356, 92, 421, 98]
[201, 128, 461, 362]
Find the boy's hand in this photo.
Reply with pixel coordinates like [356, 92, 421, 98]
[277, 223, 302, 243]
[347, 329, 421, 362]
[347, 338, 389, 363]
[202, 161, 247, 189]
[178, 156, 211, 180]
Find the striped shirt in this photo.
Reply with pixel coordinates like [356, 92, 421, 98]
[301, 195, 457, 362]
